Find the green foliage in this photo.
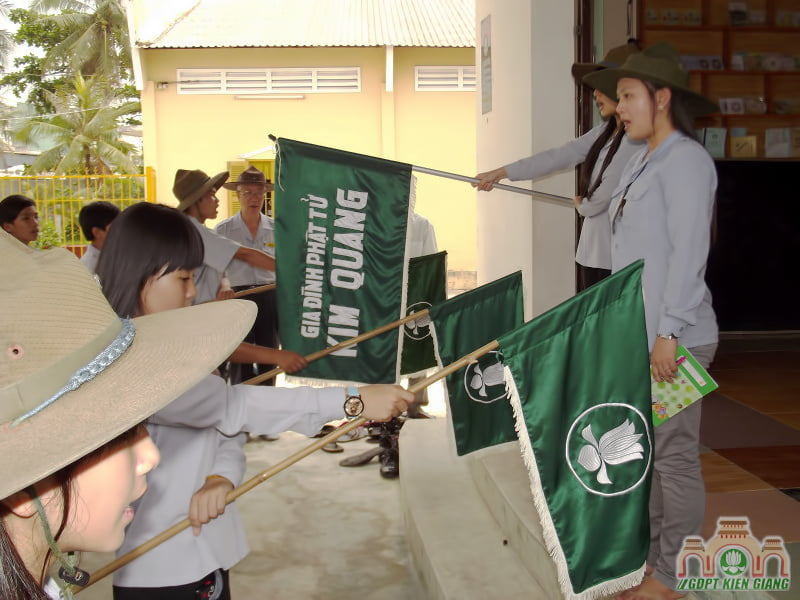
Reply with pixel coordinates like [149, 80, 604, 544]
[1, 1, 141, 171]
[30, 219, 62, 249]
[0, 8, 73, 112]
[14, 72, 140, 174]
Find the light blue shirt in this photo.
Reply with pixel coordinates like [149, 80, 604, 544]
[79, 244, 101, 274]
[609, 131, 718, 350]
[504, 123, 643, 269]
[188, 216, 240, 304]
[214, 212, 275, 286]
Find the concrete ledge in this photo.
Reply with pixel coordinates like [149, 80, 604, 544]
[399, 419, 548, 599]
[468, 444, 562, 597]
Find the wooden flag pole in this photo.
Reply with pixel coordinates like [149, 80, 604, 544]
[233, 283, 276, 298]
[76, 337, 500, 591]
[241, 309, 429, 386]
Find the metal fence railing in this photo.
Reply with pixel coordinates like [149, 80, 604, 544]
[1, 167, 156, 255]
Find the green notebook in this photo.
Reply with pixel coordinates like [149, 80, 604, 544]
[651, 346, 719, 427]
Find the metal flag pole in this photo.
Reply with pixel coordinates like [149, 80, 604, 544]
[266, 134, 571, 207]
[76, 338, 500, 591]
[411, 165, 573, 208]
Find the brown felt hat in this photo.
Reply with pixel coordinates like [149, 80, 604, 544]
[173, 168, 229, 212]
[584, 41, 719, 116]
[222, 166, 274, 192]
[571, 40, 641, 84]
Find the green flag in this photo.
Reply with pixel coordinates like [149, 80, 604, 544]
[497, 260, 652, 599]
[429, 272, 523, 455]
[274, 138, 411, 383]
[400, 250, 447, 376]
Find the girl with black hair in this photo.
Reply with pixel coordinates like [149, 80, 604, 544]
[585, 42, 719, 600]
[97, 203, 412, 599]
[474, 42, 642, 291]
[0, 226, 254, 599]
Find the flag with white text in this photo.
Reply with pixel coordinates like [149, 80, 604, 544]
[274, 138, 411, 383]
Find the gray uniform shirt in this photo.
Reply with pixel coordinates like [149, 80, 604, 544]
[188, 216, 240, 304]
[214, 212, 275, 286]
[114, 375, 347, 588]
[504, 123, 642, 269]
[609, 131, 718, 350]
[80, 244, 101, 274]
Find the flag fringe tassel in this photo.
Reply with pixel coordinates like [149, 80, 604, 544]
[504, 366, 646, 600]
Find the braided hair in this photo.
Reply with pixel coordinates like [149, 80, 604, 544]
[577, 118, 626, 200]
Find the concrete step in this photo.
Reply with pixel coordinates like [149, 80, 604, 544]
[468, 444, 562, 598]
[400, 419, 779, 600]
[399, 419, 551, 599]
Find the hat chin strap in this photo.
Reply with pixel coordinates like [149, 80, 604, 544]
[30, 491, 90, 597]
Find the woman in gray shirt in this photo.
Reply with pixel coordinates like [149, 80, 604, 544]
[586, 42, 719, 600]
[474, 42, 641, 291]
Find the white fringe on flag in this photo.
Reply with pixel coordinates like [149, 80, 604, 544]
[504, 366, 646, 600]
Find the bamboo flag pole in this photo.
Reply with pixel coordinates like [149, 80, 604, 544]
[241, 309, 428, 386]
[233, 283, 276, 298]
[77, 337, 500, 591]
[266, 134, 571, 207]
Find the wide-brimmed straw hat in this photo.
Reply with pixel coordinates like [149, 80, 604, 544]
[571, 39, 641, 83]
[173, 168, 229, 212]
[222, 166, 275, 192]
[584, 41, 719, 116]
[0, 230, 256, 498]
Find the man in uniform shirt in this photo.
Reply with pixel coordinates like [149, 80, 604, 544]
[173, 168, 306, 381]
[215, 166, 279, 385]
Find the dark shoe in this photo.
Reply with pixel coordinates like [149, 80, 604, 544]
[312, 425, 335, 438]
[321, 441, 343, 453]
[379, 438, 399, 479]
[339, 446, 383, 467]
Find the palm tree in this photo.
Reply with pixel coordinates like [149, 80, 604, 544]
[14, 71, 140, 174]
[0, 1, 15, 69]
[29, 0, 131, 82]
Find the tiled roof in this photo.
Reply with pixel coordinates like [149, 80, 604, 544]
[139, 0, 475, 49]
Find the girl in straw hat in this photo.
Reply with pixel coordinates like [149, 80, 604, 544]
[474, 41, 642, 291]
[0, 230, 254, 599]
[584, 42, 719, 600]
[97, 203, 411, 599]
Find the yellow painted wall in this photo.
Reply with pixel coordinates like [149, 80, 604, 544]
[393, 47, 477, 272]
[139, 45, 476, 272]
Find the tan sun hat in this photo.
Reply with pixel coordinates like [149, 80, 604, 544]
[584, 41, 719, 116]
[222, 166, 275, 192]
[0, 230, 256, 499]
[173, 168, 229, 212]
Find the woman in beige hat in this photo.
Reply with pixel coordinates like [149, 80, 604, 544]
[0, 230, 254, 599]
[474, 40, 642, 291]
[97, 203, 412, 599]
[585, 42, 719, 600]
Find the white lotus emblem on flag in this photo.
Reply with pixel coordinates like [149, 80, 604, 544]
[577, 419, 645, 485]
[404, 301, 433, 340]
[464, 351, 510, 404]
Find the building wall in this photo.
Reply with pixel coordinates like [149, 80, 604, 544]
[139, 45, 477, 272]
[474, 0, 577, 319]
